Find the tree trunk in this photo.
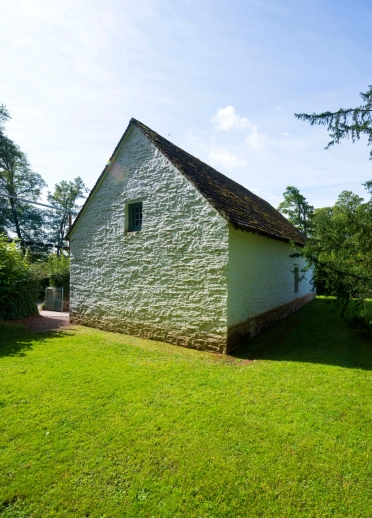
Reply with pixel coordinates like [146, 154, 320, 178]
[9, 197, 25, 253]
[57, 213, 67, 257]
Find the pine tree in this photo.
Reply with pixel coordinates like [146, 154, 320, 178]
[277, 186, 314, 238]
[295, 85, 372, 158]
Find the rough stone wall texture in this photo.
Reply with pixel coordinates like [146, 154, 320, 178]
[69, 126, 230, 352]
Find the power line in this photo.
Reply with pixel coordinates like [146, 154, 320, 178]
[0, 193, 78, 215]
[4, 238, 67, 249]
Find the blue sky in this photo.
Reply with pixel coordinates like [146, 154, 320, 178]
[1, 0, 371, 208]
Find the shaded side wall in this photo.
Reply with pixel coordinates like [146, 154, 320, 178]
[227, 227, 314, 351]
[69, 126, 229, 352]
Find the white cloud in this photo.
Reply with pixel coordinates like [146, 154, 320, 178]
[208, 147, 247, 171]
[211, 106, 268, 150]
[211, 106, 250, 131]
[246, 126, 268, 150]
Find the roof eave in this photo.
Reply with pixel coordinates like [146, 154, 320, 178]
[230, 220, 305, 247]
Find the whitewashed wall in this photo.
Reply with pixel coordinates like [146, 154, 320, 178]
[227, 227, 313, 328]
[70, 126, 230, 351]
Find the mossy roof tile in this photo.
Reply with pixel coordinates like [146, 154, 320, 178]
[132, 118, 305, 246]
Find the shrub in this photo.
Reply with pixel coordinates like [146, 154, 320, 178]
[29, 254, 70, 302]
[0, 234, 39, 320]
[48, 254, 70, 298]
[30, 260, 49, 300]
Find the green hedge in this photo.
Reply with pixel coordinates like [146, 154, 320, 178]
[0, 276, 39, 320]
[0, 235, 39, 320]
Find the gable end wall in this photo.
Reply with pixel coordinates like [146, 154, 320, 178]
[69, 126, 230, 352]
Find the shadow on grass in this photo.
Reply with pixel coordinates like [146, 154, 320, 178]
[0, 323, 74, 358]
[232, 298, 372, 371]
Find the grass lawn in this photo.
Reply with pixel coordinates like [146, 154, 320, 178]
[1, 298, 372, 517]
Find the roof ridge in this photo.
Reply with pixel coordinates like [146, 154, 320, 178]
[131, 118, 305, 246]
[67, 117, 305, 246]
[131, 118, 264, 200]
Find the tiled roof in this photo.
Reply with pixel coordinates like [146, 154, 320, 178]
[132, 119, 305, 246]
[67, 118, 305, 246]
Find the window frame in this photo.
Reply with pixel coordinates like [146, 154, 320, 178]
[126, 201, 143, 233]
[294, 266, 299, 293]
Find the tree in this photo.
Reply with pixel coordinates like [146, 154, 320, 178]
[302, 183, 372, 320]
[295, 85, 372, 158]
[294, 88, 372, 323]
[46, 177, 88, 255]
[0, 104, 10, 132]
[277, 186, 314, 238]
[0, 106, 46, 244]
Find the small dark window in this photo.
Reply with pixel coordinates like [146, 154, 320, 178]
[128, 202, 142, 232]
[294, 266, 299, 293]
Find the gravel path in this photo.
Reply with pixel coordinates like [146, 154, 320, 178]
[11, 310, 71, 332]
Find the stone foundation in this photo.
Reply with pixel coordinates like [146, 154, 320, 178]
[226, 292, 316, 353]
[70, 292, 315, 355]
[69, 312, 227, 353]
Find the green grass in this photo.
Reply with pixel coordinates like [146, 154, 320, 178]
[0, 298, 371, 517]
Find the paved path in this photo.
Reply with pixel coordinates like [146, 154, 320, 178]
[13, 310, 70, 332]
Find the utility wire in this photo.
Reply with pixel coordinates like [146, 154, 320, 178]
[0, 193, 78, 215]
